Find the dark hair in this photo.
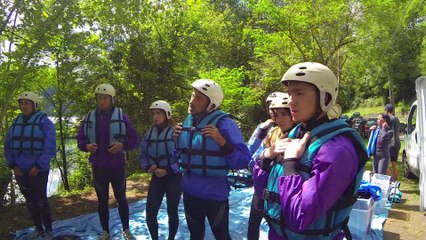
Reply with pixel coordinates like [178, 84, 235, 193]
[380, 113, 391, 125]
[384, 104, 394, 113]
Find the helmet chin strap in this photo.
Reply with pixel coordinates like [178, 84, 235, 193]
[304, 88, 326, 130]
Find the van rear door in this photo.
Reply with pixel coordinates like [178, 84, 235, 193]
[416, 76, 426, 211]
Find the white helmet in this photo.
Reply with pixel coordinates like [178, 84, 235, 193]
[191, 79, 223, 112]
[18, 91, 40, 110]
[95, 83, 116, 97]
[281, 62, 338, 112]
[327, 104, 342, 119]
[150, 100, 172, 119]
[266, 91, 287, 104]
[269, 93, 290, 109]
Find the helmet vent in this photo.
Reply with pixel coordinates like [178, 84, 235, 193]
[299, 66, 307, 69]
[202, 87, 208, 91]
[296, 72, 306, 76]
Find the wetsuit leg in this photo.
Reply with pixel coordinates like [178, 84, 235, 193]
[247, 193, 263, 240]
[206, 198, 231, 240]
[183, 192, 206, 240]
[32, 171, 52, 232]
[16, 174, 44, 232]
[165, 174, 182, 240]
[110, 167, 130, 230]
[146, 176, 166, 240]
[93, 168, 111, 232]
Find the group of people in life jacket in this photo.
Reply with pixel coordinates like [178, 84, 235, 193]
[4, 61, 370, 240]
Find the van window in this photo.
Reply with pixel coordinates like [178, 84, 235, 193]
[407, 104, 417, 134]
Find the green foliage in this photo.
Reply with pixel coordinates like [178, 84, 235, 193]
[1, 0, 426, 192]
[58, 149, 92, 191]
[0, 152, 11, 206]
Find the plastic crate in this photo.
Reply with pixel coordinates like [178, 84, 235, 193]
[371, 173, 391, 199]
[348, 198, 376, 240]
[374, 197, 388, 215]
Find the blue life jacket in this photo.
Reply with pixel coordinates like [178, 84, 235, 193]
[10, 111, 47, 156]
[177, 110, 229, 176]
[263, 119, 368, 239]
[83, 107, 127, 145]
[146, 126, 176, 168]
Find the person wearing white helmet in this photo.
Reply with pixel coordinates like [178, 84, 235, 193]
[4, 92, 56, 239]
[253, 62, 369, 239]
[139, 100, 182, 240]
[173, 79, 250, 239]
[246, 91, 286, 240]
[77, 84, 139, 240]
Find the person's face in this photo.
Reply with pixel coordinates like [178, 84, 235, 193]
[151, 109, 167, 125]
[287, 81, 318, 123]
[96, 94, 112, 111]
[377, 115, 385, 126]
[189, 89, 209, 115]
[272, 108, 294, 132]
[19, 99, 35, 116]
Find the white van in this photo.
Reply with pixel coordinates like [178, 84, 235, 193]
[403, 76, 426, 211]
[403, 100, 420, 178]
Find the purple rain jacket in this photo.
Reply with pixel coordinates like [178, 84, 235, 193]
[77, 109, 139, 169]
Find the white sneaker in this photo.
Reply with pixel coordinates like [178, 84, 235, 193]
[123, 229, 136, 240]
[98, 231, 110, 240]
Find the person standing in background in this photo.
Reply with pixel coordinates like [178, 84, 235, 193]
[139, 100, 182, 240]
[368, 113, 393, 175]
[4, 92, 56, 240]
[77, 84, 138, 240]
[246, 91, 286, 240]
[385, 104, 401, 181]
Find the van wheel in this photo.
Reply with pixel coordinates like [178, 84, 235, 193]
[402, 152, 416, 179]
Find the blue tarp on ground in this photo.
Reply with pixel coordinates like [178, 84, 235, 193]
[14, 188, 269, 240]
[14, 187, 390, 240]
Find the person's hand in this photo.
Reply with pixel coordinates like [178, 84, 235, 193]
[148, 164, 157, 173]
[13, 167, 23, 177]
[284, 132, 311, 159]
[202, 124, 226, 146]
[29, 167, 40, 176]
[382, 122, 389, 128]
[154, 168, 167, 178]
[108, 142, 123, 154]
[274, 135, 291, 155]
[173, 123, 183, 139]
[369, 125, 377, 130]
[85, 143, 98, 154]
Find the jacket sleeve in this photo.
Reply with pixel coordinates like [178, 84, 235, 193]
[122, 113, 139, 150]
[248, 142, 267, 171]
[218, 117, 250, 170]
[382, 126, 394, 142]
[138, 132, 151, 172]
[36, 115, 56, 170]
[247, 123, 267, 155]
[76, 120, 88, 152]
[278, 135, 358, 232]
[252, 157, 271, 197]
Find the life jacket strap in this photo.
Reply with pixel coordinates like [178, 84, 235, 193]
[180, 148, 224, 156]
[296, 216, 350, 236]
[179, 163, 228, 170]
